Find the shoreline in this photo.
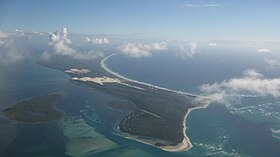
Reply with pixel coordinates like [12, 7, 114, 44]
[101, 53, 208, 98]
[100, 53, 212, 151]
[161, 101, 211, 152]
[112, 101, 211, 152]
[112, 122, 192, 152]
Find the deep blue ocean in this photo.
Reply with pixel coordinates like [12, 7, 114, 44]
[0, 46, 280, 157]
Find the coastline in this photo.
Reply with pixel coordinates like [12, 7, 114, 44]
[100, 53, 212, 152]
[101, 53, 208, 98]
[161, 102, 211, 152]
[112, 101, 211, 152]
[112, 122, 192, 152]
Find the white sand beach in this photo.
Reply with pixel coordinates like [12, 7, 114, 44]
[71, 76, 121, 85]
[65, 68, 91, 74]
[71, 76, 145, 90]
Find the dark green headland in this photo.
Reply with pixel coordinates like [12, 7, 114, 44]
[3, 94, 63, 123]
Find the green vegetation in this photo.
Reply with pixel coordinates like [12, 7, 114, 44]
[39, 55, 207, 147]
[83, 80, 202, 145]
[3, 94, 63, 123]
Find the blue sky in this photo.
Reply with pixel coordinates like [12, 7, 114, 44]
[0, 0, 279, 41]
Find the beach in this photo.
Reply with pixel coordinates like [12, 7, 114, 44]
[101, 53, 212, 152]
[112, 101, 211, 152]
[101, 53, 205, 98]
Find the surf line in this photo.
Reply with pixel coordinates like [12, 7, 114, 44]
[101, 53, 207, 98]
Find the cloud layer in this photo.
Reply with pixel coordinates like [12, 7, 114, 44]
[199, 69, 280, 103]
[118, 42, 167, 58]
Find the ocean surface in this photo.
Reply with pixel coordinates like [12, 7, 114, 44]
[106, 48, 280, 157]
[0, 46, 280, 157]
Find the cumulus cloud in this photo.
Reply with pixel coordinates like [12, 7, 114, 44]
[176, 42, 198, 59]
[86, 37, 110, 44]
[118, 41, 167, 58]
[48, 27, 103, 60]
[264, 58, 280, 70]
[257, 48, 271, 53]
[49, 28, 77, 58]
[182, 3, 222, 8]
[199, 69, 280, 103]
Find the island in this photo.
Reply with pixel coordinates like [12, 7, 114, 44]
[39, 53, 211, 151]
[3, 94, 63, 123]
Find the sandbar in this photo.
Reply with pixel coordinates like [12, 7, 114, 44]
[65, 68, 91, 74]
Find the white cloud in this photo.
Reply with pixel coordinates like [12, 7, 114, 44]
[242, 69, 263, 78]
[49, 32, 60, 42]
[0, 48, 27, 65]
[199, 69, 280, 103]
[41, 51, 51, 61]
[0, 31, 8, 38]
[86, 37, 110, 44]
[264, 58, 280, 70]
[190, 42, 198, 55]
[49, 27, 71, 44]
[0, 31, 8, 45]
[53, 40, 76, 56]
[118, 42, 167, 58]
[31, 31, 44, 35]
[257, 48, 271, 53]
[0, 31, 29, 65]
[48, 27, 103, 60]
[71, 50, 104, 60]
[49, 28, 76, 57]
[208, 42, 218, 47]
[176, 42, 198, 59]
[182, 3, 222, 8]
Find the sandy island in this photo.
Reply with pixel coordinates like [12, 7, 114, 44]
[71, 76, 145, 90]
[71, 76, 121, 85]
